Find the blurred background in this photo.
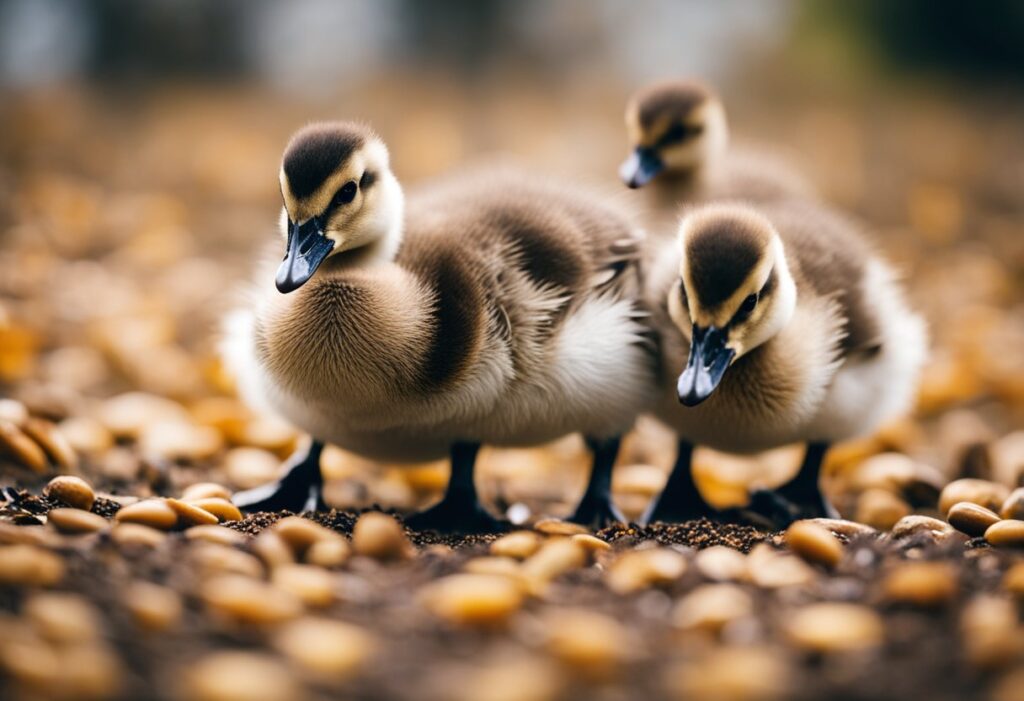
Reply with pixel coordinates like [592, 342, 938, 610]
[1, 0, 1023, 519]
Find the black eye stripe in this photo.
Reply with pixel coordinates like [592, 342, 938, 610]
[331, 181, 358, 208]
[656, 122, 704, 148]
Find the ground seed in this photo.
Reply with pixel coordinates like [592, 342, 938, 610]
[543, 609, 631, 677]
[1000, 488, 1024, 520]
[891, 515, 956, 540]
[273, 618, 376, 678]
[351, 512, 411, 560]
[304, 537, 350, 568]
[0, 544, 64, 586]
[673, 583, 754, 633]
[167, 498, 220, 526]
[187, 497, 243, 522]
[182, 482, 233, 502]
[883, 562, 958, 606]
[271, 564, 335, 608]
[490, 530, 542, 559]
[534, 518, 590, 536]
[0, 419, 48, 472]
[43, 475, 95, 511]
[947, 501, 1001, 537]
[605, 547, 687, 594]
[985, 519, 1024, 547]
[785, 520, 844, 568]
[185, 524, 246, 546]
[22, 418, 77, 470]
[114, 499, 178, 530]
[786, 602, 885, 652]
[47, 507, 108, 534]
[939, 478, 1010, 515]
[124, 581, 182, 632]
[421, 574, 524, 627]
[110, 523, 167, 548]
[24, 592, 101, 644]
[202, 574, 303, 625]
[184, 651, 301, 701]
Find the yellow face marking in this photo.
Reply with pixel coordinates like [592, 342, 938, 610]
[279, 153, 366, 223]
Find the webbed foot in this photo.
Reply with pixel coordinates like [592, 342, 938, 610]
[233, 441, 325, 513]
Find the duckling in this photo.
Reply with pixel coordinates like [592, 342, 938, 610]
[642, 201, 926, 526]
[222, 121, 658, 533]
[619, 79, 812, 228]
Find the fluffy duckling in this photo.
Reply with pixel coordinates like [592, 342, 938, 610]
[619, 79, 812, 224]
[223, 121, 658, 533]
[642, 201, 926, 526]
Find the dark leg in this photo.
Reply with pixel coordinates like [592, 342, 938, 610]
[747, 442, 838, 527]
[569, 437, 626, 528]
[642, 441, 729, 524]
[234, 440, 325, 513]
[404, 442, 507, 534]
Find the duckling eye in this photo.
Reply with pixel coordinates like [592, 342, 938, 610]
[333, 181, 358, 206]
[735, 294, 758, 321]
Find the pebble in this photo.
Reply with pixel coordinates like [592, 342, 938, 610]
[0, 637, 60, 690]
[125, 581, 182, 632]
[0, 419, 48, 472]
[202, 574, 303, 625]
[110, 523, 167, 548]
[0, 544, 64, 586]
[747, 545, 815, 589]
[1000, 487, 1024, 520]
[694, 546, 748, 582]
[673, 584, 754, 633]
[855, 488, 911, 530]
[490, 530, 542, 559]
[882, 562, 958, 606]
[947, 501, 1001, 537]
[960, 595, 1023, 669]
[0, 523, 50, 546]
[786, 602, 884, 652]
[43, 475, 95, 510]
[167, 498, 220, 526]
[985, 519, 1024, 547]
[938, 478, 1010, 515]
[543, 609, 630, 677]
[273, 618, 376, 678]
[784, 521, 844, 568]
[47, 507, 108, 534]
[271, 564, 335, 608]
[98, 392, 190, 439]
[534, 518, 589, 536]
[182, 482, 233, 501]
[351, 512, 411, 560]
[453, 655, 562, 701]
[890, 515, 956, 540]
[606, 547, 687, 594]
[225, 447, 281, 489]
[667, 646, 790, 701]
[185, 524, 246, 546]
[22, 418, 77, 470]
[305, 538, 351, 568]
[185, 652, 301, 701]
[421, 574, 524, 627]
[115, 499, 179, 530]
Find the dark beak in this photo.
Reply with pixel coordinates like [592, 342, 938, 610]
[677, 325, 735, 406]
[275, 217, 335, 293]
[619, 146, 664, 189]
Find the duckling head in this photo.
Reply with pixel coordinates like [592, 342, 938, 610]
[620, 79, 728, 189]
[276, 121, 404, 293]
[670, 203, 796, 406]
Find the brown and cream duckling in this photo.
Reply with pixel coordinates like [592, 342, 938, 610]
[620, 79, 812, 225]
[642, 201, 926, 526]
[222, 121, 659, 533]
